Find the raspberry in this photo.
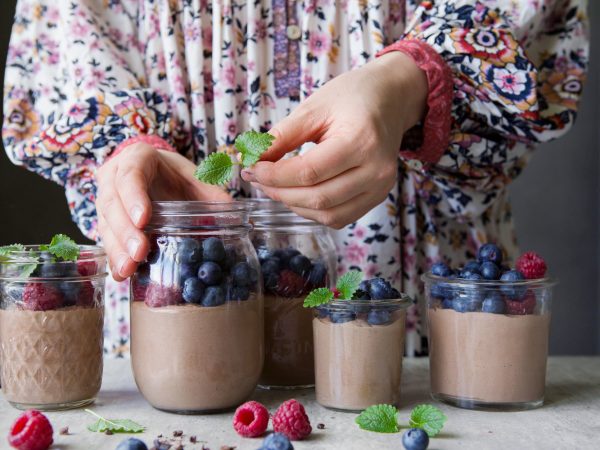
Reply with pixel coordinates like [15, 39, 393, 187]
[515, 252, 547, 280]
[272, 399, 312, 441]
[76, 252, 97, 276]
[505, 291, 537, 315]
[232, 401, 269, 438]
[332, 288, 341, 299]
[274, 270, 309, 298]
[144, 283, 183, 308]
[8, 410, 53, 450]
[76, 281, 96, 307]
[22, 283, 63, 311]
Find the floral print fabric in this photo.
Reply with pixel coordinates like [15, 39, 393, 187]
[3, 0, 589, 357]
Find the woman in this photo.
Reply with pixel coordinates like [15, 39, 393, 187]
[3, 0, 589, 356]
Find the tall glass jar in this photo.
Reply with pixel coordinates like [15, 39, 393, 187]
[0, 245, 107, 411]
[130, 201, 264, 413]
[247, 199, 336, 389]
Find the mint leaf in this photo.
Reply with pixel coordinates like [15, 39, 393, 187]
[85, 410, 144, 433]
[355, 404, 399, 433]
[40, 234, 79, 262]
[194, 152, 234, 185]
[336, 270, 363, 300]
[303, 288, 334, 308]
[409, 404, 447, 437]
[0, 244, 37, 277]
[234, 131, 275, 167]
[0, 244, 26, 262]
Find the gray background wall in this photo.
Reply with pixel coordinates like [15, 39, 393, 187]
[0, 2, 598, 354]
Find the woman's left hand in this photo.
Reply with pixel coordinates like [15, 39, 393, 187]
[241, 52, 428, 229]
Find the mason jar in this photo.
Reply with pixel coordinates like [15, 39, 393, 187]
[0, 245, 106, 410]
[130, 201, 264, 413]
[246, 199, 336, 389]
[423, 273, 556, 411]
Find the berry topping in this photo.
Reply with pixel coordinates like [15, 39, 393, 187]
[202, 237, 226, 263]
[38, 261, 78, 278]
[482, 292, 506, 314]
[258, 432, 294, 450]
[430, 262, 452, 278]
[182, 278, 205, 304]
[77, 259, 97, 276]
[222, 244, 238, 269]
[198, 261, 223, 286]
[307, 262, 327, 287]
[367, 309, 391, 325]
[177, 238, 201, 265]
[22, 283, 63, 311]
[452, 297, 482, 313]
[116, 438, 148, 450]
[500, 270, 527, 300]
[368, 277, 395, 300]
[231, 262, 256, 287]
[225, 285, 250, 301]
[144, 283, 183, 308]
[515, 252, 547, 279]
[273, 248, 301, 269]
[505, 291, 537, 315]
[289, 254, 312, 276]
[402, 428, 429, 450]
[8, 410, 53, 450]
[330, 311, 356, 323]
[272, 399, 312, 441]
[232, 401, 269, 438]
[479, 261, 500, 280]
[201, 286, 226, 307]
[274, 270, 308, 298]
[72, 281, 96, 308]
[477, 243, 503, 265]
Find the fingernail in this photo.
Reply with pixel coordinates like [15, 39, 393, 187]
[241, 169, 256, 182]
[127, 238, 140, 260]
[130, 205, 143, 226]
[116, 254, 129, 277]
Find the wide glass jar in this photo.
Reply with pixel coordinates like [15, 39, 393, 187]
[313, 296, 412, 411]
[0, 246, 106, 411]
[130, 201, 264, 413]
[423, 273, 555, 411]
[248, 199, 336, 389]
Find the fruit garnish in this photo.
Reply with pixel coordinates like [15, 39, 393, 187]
[7, 410, 53, 450]
[515, 251, 547, 279]
[303, 270, 362, 308]
[232, 401, 269, 438]
[85, 409, 145, 433]
[272, 399, 312, 441]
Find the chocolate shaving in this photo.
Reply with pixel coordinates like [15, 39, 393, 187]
[105, 430, 113, 435]
[59, 427, 69, 435]
[317, 423, 325, 429]
[220, 446, 236, 450]
[189, 436, 197, 443]
[173, 430, 184, 437]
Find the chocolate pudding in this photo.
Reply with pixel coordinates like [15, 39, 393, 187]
[313, 313, 406, 411]
[259, 295, 314, 388]
[428, 308, 551, 407]
[0, 306, 104, 409]
[130, 298, 263, 413]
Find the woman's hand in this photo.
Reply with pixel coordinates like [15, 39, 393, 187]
[242, 52, 427, 229]
[96, 143, 231, 281]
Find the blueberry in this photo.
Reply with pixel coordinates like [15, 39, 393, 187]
[222, 244, 237, 269]
[330, 311, 355, 324]
[182, 278, 205, 304]
[273, 248, 300, 269]
[202, 237, 226, 263]
[352, 289, 371, 300]
[261, 257, 281, 275]
[259, 432, 294, 450]
[226, 285, 250, 301]
[307, 262, 327, 286]
[179, 262, 199, 285]
[2, 283, 24, 302]
[477, 243, 503, 265]
[231, 262, 257, 287]
[198, 262, 222, 286]
[500, 270, 526, 300]
[358, 279, 371, 292]
[462, 260, 481, 274]
[177, 238, 201, 264]
[316, 307, 330, 319]
[453, 296, 482, 313]
[482, 293, 506, 314]
[256, 247, 273, 263]
[39, 261, 78, 278]
[116, 438, 148, 450]
[402, 428, 429, 450]
[60, 281, 80, 306]
[431, 262, 452, 277]
[390, 287, 401, 298]
[201, 286, 225, 307]
[369, 277, 395, 300]
[264, 272, 279, 291]
[442, 298, 454, 309]
[480, 261, 500, 280]
[289, 254, 312, 276]
[430, 283, 445, 299]
[458, 269, 481, 280]
[367, 309, 391, 325]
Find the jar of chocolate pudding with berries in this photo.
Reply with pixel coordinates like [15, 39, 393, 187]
[130, 201, 264, 413]
[246, 199, 336, 389]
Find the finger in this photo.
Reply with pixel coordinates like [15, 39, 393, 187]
[253, 166, 370, 210]
[246, 136, 361, 188]
[98, 212, 138, 281]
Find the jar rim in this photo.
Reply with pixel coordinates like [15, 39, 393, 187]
[421, 272, 558, 288]
[318, 294, 413, 311]
[240, 198, 322, 226]
[151, 200, 251, 215]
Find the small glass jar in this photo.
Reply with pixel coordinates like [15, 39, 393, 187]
[423, 273, 556, 411]
[0, 246, 106, 411]
[313, 296, 412, 411]
[130, 201, 264, 413]
[247, 199, 336, 389]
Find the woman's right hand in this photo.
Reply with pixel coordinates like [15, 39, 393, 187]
[96, 143, 231, 281]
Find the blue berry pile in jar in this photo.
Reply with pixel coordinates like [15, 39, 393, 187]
[423, 244, 556, 411]
[246, 199, 336, 389]
[130, 201, 264, 413]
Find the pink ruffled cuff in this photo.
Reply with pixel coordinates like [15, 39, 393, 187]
[377, 39, 453, 165]
[107, 134, 176, 162]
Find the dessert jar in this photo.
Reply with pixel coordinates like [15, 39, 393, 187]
[247, 199, 336, 389]
[423, 274, 556, 411]
[130, 201, 264, 413]
[0, 246, 107, 411]
[313, 296, 412, 411]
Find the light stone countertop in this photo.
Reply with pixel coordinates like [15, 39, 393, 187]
[0, 357, 598, 450]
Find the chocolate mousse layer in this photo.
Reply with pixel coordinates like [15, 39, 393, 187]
[259, 295, 314, 388]
[0, 306, 104, 409]
[313, 313, 406, 411]
[131, 299, 263, 412]
[428, 308, 551, 405]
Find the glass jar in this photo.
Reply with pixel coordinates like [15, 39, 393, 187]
[247, 199, 336, 389]
[313, 296, 412, 411]
[0, 246, 106, 411]
[423, 273, 556, 411]
[130, 201, 264, 413]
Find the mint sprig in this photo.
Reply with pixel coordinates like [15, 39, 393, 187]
[194, 130, 274, 185]
[40, 234, 80, 262]
[85, 409, 145, 433]
[303, 287, 335, 308]
[409, 404, 447, 437]
[0, 244, 26, 261]
[336, 270, 362, 300]
[355, 404, 399, 433]
[0, 243, 36, 278]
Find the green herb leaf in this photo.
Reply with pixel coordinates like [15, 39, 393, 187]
[355, 404, 399, 433]
[303, 288, 335, 308]
[409, 404, 447, 437]
[85, 410, 145, 434]
[194, 152, 234, 185]
[40, 234, 79, 262]
[0, 244, 26, 262]
[336, 270, 363, 300]
[234, 131, 275, 167]
[0, 244, 37, 277]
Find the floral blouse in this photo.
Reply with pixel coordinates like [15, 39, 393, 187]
[3, 0, 589, 357]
